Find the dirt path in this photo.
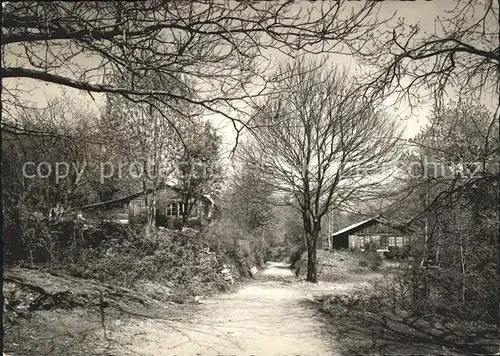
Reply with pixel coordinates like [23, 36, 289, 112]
[108, 262, 373, 356]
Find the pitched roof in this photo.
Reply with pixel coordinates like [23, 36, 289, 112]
[330, 215, 413, 238]
[331, 216, 382, 237]
[76, 184, 215, 211]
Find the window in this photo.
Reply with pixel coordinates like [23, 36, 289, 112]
[361, 235, 385, 250]
[380, 236, 389, 249]
[166, 202, 178, 216]
[190, 202, 199, 218]
[166, 201, 196, 217]
[130, 200, 142, 217]
[166, 201, 188, 217]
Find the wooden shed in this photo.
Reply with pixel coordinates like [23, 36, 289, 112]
[328, 215, 413, 253]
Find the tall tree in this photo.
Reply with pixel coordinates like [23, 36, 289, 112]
[227, 154, 276, 232]
[102, 93, 183, 231]
[245, 59, 401, 282]
[175, 120, 223, 229]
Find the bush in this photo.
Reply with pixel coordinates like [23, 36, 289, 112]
[384, 246, 412, 260]
[358, 251, 382, 271]
[201, 217, 269, 277]
[78, 228, 231, 296]
[322, 287, 384, 310]
[295, 249, 379, 281]
[289, 244, 306, 268]
[358, 263, 499, 325]
[364, 241, 379, 252]
[7, 218, 235, 298]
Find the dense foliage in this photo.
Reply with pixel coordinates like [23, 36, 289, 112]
[385, 102, 499, 326]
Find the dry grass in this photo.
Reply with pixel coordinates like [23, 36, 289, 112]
[301, 257, 499, 355]
[3, 267, 199, 356]
[314, 303, 497, 355]
[297, 249, 373, 282]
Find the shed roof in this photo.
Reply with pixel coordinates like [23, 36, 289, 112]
[76, 184, 215, 211]
[330, 215, 412, 238]
[331, 217, 380, 237]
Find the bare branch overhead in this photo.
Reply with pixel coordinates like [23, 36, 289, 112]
[2, 1, 388, 125]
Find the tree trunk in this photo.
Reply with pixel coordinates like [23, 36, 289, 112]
[179, 196, 193, 231]
[459, 223, 467, 304]
[306, 245, 317, 283]
[147, 193, 156, 232]
[435, 222, 441, 265]
[497, 141, 500, 355]
[144, 186, 156, 235]
[493, 26, 500, 353]
[420, 211, 429, 267]
[302, 210, 321, 283]
[495, 178, 500, 355]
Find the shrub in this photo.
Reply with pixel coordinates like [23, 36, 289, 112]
[364, 241, 379, 252]
[358, 263, 499, 325]
[202, 217, 268, 277]
[358, 251, 382, 271]
[385, 245, 412, 260]
[79, 228, 231, 296]
[289, 244, 306, 268]
[8, 218, 235, 298]
[358, 259, 368, 267]
[349, 246, 361, 253]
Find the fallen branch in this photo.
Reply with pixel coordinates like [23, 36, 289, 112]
[4, 268, 160, 312]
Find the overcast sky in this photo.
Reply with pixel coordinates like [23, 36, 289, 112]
[3, 1, 479, 157]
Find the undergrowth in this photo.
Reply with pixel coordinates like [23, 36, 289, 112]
[6, 219, 247, 299]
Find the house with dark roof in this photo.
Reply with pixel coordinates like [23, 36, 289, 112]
[328, 215, 413, 253]
[78, 184, 216, 230]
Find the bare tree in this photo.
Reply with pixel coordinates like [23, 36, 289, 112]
[2, 97, 102, 265]
[1, 1, 388, 131]
[243, 59, 401, 282]
[3, 97, 101, 217]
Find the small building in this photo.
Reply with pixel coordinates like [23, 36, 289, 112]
[128, 186, 215, 230]
[328, 215, 413, 253]
[79, 184, 216, 230]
